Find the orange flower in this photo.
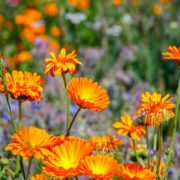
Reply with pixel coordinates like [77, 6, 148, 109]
[68, 0, 90, 9]
[116, 163, 156, 180]
[0, 70, 44, 102]
[112, 0, 123, 6]
[43, 138, 93, 178]
[149, 161, 167, 179]
[31, 174, 47, 180]
[160, 0, 170, 4]
[79, 154, 118, 179]
[90, 135, 123, 151]
[50, 26, 62, 36]
[152, 4, 162, 16]
[162, 46, 180, 62]
[15, 51, 32, 63]
[136, 92, 175, 126]
[0, 15, 4, 24]
[5, 126, 55, 160]
[44, 48, 82, 77]
[67, 77, 110, 112]
[113, 115, 146, 141]
[44, 3, 58, 16]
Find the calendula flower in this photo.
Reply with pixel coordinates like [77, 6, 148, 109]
[44, 3, 58, 16]
[0, 70, 44, 102]
[149, 161, 168, 179]
[79, 154, 118, 179]
[152, 4, 162, 16]
[5, 126, 55, 160]
[162, 46, 180, 62]
[113, 115, 145, 141]
[44, 48, 82, 77]
[67, 77, 110, 112]
[116, 163, 156, 180]
[90, 135, 123, 151]
[31, 174, 47, 180]
[43, 138, 93, 178]
[112, 0, 123, 6]
[68, 0, 90, 10]
[136, 92, 175, 126]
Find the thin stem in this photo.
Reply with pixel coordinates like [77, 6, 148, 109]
[25, 158, 32, 180]
[153, 127, 158, 172]
[20, 157, 25, 179]
[162, 79, 180, 179]
[0, 61, 17, 132]
[18, 100, 22, 130]
[62, 73, 70, 134]
[156, 125, 162, 178]
[75, 176, 79, 180]
[146, 126, 150, 168]
[66, 107, 81, 136]
[133, 139, 141, 164]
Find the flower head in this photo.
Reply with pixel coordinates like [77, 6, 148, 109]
[44, 48, 82, 77]
[67, 77, 110, 112]
[5, 126, 55, 160]
[43, 3, 58, 16]
[116, 163, 156, 180]
[162, 46, 180, 62]
[31, 174, 47, 180]
[136, 92, 175, 126]
[113, 115, 146, 141]
[79, 154, 118, 179]
[43, 138, 93, 178]
[90, 135, 123, 151]
[0, 70, 44, 102]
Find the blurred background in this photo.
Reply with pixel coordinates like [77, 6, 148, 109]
[0, 0, 180, 178]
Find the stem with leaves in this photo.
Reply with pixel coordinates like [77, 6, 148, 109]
[162, 79, 180, 179]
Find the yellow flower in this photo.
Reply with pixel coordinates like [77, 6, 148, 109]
[67, 77, 110, 112]
[44, 48, 82, 77]
[136, 92, 175, 126]
[162, 46, 180, 62]
[116, 163, 156, 180]
[5, 126, 55, 160]
[31, 174, 47, 180]
[43, 138, 93, 178]
[113, 115, 146, 141]
[79, 154, 118, 179]
[90, 135, 123, 151]
[0, 70, 44, 102]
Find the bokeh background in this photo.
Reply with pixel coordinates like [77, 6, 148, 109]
[0, 0, 180, 179]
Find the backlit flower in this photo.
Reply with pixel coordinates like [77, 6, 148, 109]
[116, 163, 156, 180]
[0, 70, 44, 102]
[79, 154, 118, 179]
[162, 46, 180, 62]
[136, 92, 175, 126]
[67, 77, 110, 112]
[113, 115, 145, 141]
[31, 174, 47, 180]
[43, 138, 93, 178]
[90, 135, 123, 151]
[44, 48, 82, 77]
[5, 126, 55, 160]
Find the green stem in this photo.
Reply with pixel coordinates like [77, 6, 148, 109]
[146, 126, 150, 168]
[20, 157, 25, 179]
[62, 73, 70, 135]
[25, 158, 32, 180]
[0, 61, 17, 132]
[75, 176, 79, 180]
[153, 127, 158, 172]
[162, 79, 180, 179]
[66, 107, 81, 136]
[133, 139, 141, 164]
[18, 100, 22, 130]
[156, 125, 162, 178]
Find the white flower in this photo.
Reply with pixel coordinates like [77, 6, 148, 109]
[121, 14, 133, 25]
[105, 25, 122, 36]
[65, 13, 86, 24]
